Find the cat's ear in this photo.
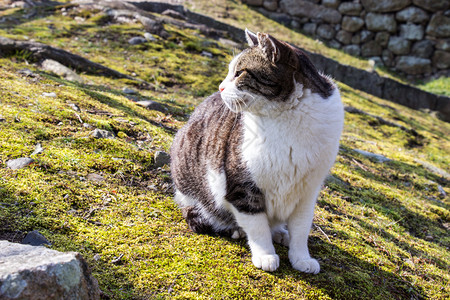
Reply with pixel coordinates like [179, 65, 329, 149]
[245, 28, 258, 47]
[257, 32, 280, 63]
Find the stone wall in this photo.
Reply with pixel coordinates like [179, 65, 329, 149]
[243, 0, 450, 79]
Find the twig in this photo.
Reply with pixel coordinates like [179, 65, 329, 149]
[314, 224, 331, 243]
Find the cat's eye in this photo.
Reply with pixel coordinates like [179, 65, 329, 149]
[234, 70, 243, 78]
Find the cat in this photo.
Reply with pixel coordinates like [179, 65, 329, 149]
[170, 29, 344, 273]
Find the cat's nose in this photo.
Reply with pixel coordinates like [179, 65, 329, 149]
[219, 87, 224, 92]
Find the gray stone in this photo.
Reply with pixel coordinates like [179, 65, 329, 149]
[353, 149, 391, 163]
[426, 14, 450, 38]
[328, 39, 342, 49]
[388, 36, 411, 55]
[136, 100, 167, 113]
[128, 36, 147, 45]
[154, 151, 170, 168]
[342, 44, 361, 56]
[411, 40, 434, 58]
[395, 56, 432, 74]
[382, 49, 395, 66]
[317, 24, 335, 40]
[366, 13, 397, 32]
[436, 39, 450, 51]
[322, 0, 340, 9]
[91, 129, 115, 139]
[341, 16, 364, 32]
[31, 143, 44, 155]
[68, 103, 81, 112]
[245, 0, 263, 5]
[375, 32, 390, 47]
[396, 7, 429, 23]
[144, 32, 157, 41]
[351, 33, 361, 44]
[0, 115, 5, 122]
[400, 24, 424, 40]
[280, 0, 342, 23]
[42, 92, 57, 98]
[22, 230, 51, 246]
[263, 0, 278, 11]
[412, 0, 449, 12]
[86, 173, 105, 182]
[303, 23, 317, 35]
[432, 50, 450, 69]
[336, 30, 352, 44]
[0, 241, 100, 300]
[338, 2, 362, 16]
[361, 0, 411, 13]
[360, 30, 375, 43]
[361, 40, 383, 57]
[6, 158, 34, 170]
[122, 87, 137, 94]
[41, 59, 83, 83]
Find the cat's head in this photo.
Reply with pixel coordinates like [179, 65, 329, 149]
[219, 29, 333, 114]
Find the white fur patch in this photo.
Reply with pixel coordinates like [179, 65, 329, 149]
[206, 165, 229, 210]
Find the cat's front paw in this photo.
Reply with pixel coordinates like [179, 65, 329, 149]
[289, 256, 320, 274]
[252, 254, 279, 272]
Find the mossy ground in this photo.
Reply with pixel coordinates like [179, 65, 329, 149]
[0, 2, 449, 299]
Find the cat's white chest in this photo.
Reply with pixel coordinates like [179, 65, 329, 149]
[241, 89, 343, 221]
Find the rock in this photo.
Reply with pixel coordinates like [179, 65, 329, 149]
[375, 32, 390, 47]
[31, 143, 44, 156]
[317, 24, 335, 40]
[412, 0, 449, 12]
[366, 13, 397, 32]
[161, 9, 186, 20]
[263, 0, 278, 11]
[41, 59, 83, 83]
[154, 151, 170, 168]
[361, 41, 382, 57]
[21, 230, 51, 246]
[136, 100, 167, 113]
[86, 173, 105, 182]
[426, 14, 450, 38]
[432, 51, 450, 69]
[360, 30, 375, 43]
[396, 7, 429, 23]
[144, 32, 157, 41]
[338, 3, 362, 16]
[437, 185, 447, 198]
[336, 30, 352, 45]
[42, 92, 57, 97]
[201, 51, 213, 58]
[0, 115, 6, 122]
[280, 0, 342, 23]
[351, 33, 361, 44]
[353, 149, 391, 163]
[91, 129, 115, 139]
[411, 40, 434, 58]
[341, 16, 364, 32]
[382, 49, 395, 66]
[361, 0, 411, 13]
[6, 158, 34, 170]
[388, 37, 411, 55]
[327, 39, 342, 49]
[68, 103, 81, 112]
[303, 23, 317, 35]
[342, 44, 361, 56]
[322, 0, 340, 9]
[122, 87, 137, 94]
[128, 36, 147, 45]
[395, 56, 432, 74]
[400, 24, 424, 40]
[0, 241, 100, 300]
[436, 39, 450, 51]
[245, 0, 263, 5]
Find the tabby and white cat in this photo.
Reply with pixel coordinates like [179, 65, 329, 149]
[170, 29, 344, 273]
